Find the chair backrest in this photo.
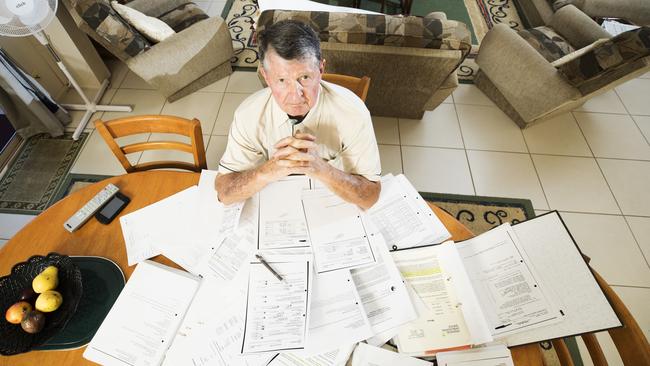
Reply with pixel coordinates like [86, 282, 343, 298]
[94, 115, 207, 173]
[322, 73, 371, 102]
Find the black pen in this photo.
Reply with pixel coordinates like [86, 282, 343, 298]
[494, 323, 512, 330]
[255, 254, 284, 282]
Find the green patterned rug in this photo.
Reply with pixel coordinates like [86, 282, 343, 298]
[222, 0, 526, 82]
[0, 133, 88, 215]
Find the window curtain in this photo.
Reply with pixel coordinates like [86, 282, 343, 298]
[0, 49, 70, 138]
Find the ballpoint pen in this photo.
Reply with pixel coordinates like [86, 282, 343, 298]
[255, 254, 284, 282]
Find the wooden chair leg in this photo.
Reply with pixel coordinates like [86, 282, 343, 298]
[551, 339, 575, 366]
[582, 333, 608, 366]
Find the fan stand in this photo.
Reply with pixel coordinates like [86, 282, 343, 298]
[34, 31, 132, 140]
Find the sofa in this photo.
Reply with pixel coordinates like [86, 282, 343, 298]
[475, 5, 650, 128]
[62, 0, 234, 102]
[256, 10, 471, 119]
[516, 0, 650, 27]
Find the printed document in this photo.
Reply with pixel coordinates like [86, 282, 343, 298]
[363, 174, 450, 250]
[259, 176, 312, 249]
[84, 261, 200, 366]
[268, 345, 356, 366]
[351, 342, 432, 366]
[302, 189, 376, 273]
[436, 344, 514, 366]
[456, 224, 561, 337]
[241, 254, 312, 354]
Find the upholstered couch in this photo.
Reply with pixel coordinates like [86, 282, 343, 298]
[62, 0, 234, 102]
[517, 0, 650, 27]
[256, 10, 471, 119]
[475, 5, 650, 128]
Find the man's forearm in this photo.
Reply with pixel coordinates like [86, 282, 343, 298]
[314, 165, 380, 210]
[215, 164, 272, 205]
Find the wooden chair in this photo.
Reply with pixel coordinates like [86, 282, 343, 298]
[94, 115, 207, 173]
[551, 267, 650, 366]
[322, 73, 371, 102]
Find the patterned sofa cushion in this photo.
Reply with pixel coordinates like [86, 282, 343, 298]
[69, 0, 151, 59]
[256, 10, 472, 53]
[159, 2, 209, 32]
[518, 26, 576, 62]
[557, 27, 650, 86]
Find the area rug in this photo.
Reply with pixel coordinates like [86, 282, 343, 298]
[0, 133, 88, 215]
[221, 0, 526, 82]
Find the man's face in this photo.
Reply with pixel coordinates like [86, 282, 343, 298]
[261, 50, 325, 117]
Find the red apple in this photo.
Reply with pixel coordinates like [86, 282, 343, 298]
[5, 301, 32, 324]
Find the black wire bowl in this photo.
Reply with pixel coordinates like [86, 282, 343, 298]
[0, 253, 83, 355]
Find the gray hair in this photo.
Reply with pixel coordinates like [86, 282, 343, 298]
[258, 20, 321, 68]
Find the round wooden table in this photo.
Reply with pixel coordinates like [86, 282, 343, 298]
[0, 171, 543, 365]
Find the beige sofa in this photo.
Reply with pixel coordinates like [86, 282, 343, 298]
[256, 10, 471, 119]
[517, 0, 650, 26]
[474, 5, 650, 128]
[63, 0, 233, 102]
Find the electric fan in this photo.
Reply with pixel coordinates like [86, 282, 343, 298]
[0, 0, 132, 140]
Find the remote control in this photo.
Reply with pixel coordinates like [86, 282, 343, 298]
[64, 183, 120, 232]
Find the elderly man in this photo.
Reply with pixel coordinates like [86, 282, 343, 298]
[215, 20, 381, 209]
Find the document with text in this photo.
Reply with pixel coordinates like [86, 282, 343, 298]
[436, 344, 514, 366]
[259, 176, 312, 249]
[351, 342, 432, 366]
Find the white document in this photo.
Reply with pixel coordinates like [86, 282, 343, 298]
[84, 261, 200, 366]
[197, 169, 244, 239]
[456, 224, 561, 338]
[241, 254, 313, 354]
[302, 189, 376, 273]
[436, 344, 514, 366]
[601, 20, 640, 36]
[391, 242, 492, 356]
[259, 176, 312, 250]
[350, 237, 417, 343]
[364, 174, 450, 251]
[269, 345, 356, 366]
[351, 343, 432, 366]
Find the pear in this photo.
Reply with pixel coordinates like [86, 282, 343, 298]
[32, 268, 59, 294]
[35, 290, 63, 312]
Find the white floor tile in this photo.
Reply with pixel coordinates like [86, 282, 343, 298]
[101, 89, 167, 121]
[626, 216, 650, 265]
[573, 90, 627, 114]
[467, 151, 548, 209]
[441, 95, 453, 104]
[372, 116, 399, 145]
[199, 75, 229, 93]
[598, 159, 650, 216]
[65, 89, 118, 132]
[401, 146, 474, 195]
[120, 71, 156, 90]
[456, 105, 527, 152]
[0, 213, 35, 240]
[206, 135, 229, 170]
[532, 155, 620, 214]
[71, 129, 148, 175]
[523, 113, 592, 157]
[138, 134, 208, 167]
[560, 212, 650, 287]
[613, 286, 650, 339]
[225, 71, 263, 94]
[640, 72, 650, 79]
[632, 115, 650, 143]
[193, 1, 211, 12]
[208, 1, 227, 17]
[378, 145, 402, 176]
[534, 209, 549, 216]
[161, 92, 224, 135]
[399, 104, 464, 149]
[575, 112, 650, 160]
[576, 333, 623, 366]
[452, 84, 494, 106]
[213, 93, 251, 136]
[615, 78, 650, 115]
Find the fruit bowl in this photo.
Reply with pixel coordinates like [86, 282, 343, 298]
[0, 253, 82, 355]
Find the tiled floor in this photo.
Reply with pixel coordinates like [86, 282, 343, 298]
[1, 61, 649, 365]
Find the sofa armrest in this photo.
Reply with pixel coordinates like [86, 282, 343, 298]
[126, 17, 233, 83]
[549, 5, 611, 48]
[126, 0, 188, 18]
[476, 24, 580, 122]
[555, 0, 650, 26]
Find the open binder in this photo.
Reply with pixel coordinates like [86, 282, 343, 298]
[391, 211, 621, 356]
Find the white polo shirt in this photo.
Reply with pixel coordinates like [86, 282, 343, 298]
[218, 80, 381, 182]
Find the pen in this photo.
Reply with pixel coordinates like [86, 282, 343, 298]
[255, 254, 284, 282]
[494, 323, 512, 330]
